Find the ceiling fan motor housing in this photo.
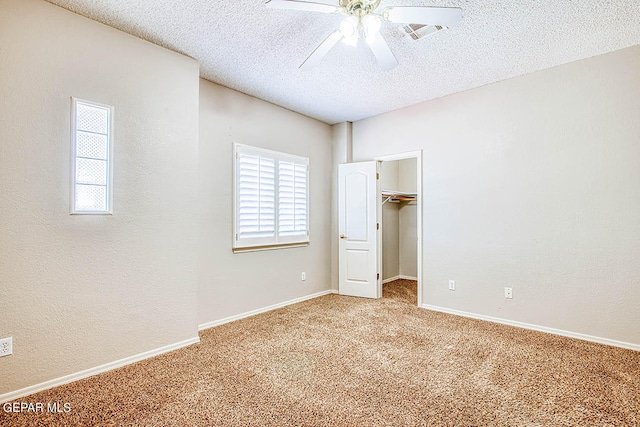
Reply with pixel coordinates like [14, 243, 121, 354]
[340, 0, 381, 17]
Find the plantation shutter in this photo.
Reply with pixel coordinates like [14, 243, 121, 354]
[237, 153, 275, 239]
[278, 161, 308, 237]
[234, 144, 309, 250]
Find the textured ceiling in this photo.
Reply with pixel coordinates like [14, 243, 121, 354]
[45, 0, 640, 124]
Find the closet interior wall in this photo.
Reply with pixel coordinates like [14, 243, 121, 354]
[381, 159, 418, 282]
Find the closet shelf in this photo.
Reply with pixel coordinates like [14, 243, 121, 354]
[382, 190, 417, 204]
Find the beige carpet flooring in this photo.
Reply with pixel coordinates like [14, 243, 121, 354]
[2, 279, 639, 426]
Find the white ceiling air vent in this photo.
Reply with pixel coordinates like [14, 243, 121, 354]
[399, 24, 445, 41]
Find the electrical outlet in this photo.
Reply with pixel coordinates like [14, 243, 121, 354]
[301, 272, 306, 281]
[448, 280, 455, 291]
[0, 337, 12, 357]
[504, 287, 513, 299]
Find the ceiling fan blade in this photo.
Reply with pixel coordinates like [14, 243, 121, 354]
[366, 33, 398, 70]
[300, 30, 343, 69]
[382, 6, 463, 27]
[266, 0, 340, 14]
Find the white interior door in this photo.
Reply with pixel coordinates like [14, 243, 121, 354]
[338, 161, 380, 298]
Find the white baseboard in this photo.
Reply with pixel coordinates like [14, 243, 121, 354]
[383, 275, 418, 284]
[198, 289, 337, 331]
[0, 337, 200, 404]
[421, 304, 640, 352]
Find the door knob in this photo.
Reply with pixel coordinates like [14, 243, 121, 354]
[340, 234, 347, 239]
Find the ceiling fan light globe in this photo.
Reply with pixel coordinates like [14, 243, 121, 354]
[362, 14, 381, 38]
[339, 16, 358, 38]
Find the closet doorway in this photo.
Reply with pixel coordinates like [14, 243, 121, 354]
[376, 151, 422, 307]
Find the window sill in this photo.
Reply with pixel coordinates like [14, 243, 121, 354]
[233, 242, 309, 253]
[70, 211, 113, 215]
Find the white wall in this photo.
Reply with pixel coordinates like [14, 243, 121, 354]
[198, 80, 332, 325]
[353, 45, 640, 346]
[0, 0, 200, 395]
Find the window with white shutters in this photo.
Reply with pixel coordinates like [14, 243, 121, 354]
[233, 143, 309, 251]
[70, 98, 113, 214]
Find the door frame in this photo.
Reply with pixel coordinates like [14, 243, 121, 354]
[375, 150, 423, 307]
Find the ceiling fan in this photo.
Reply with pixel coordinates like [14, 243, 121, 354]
[266, 0, 463, 70]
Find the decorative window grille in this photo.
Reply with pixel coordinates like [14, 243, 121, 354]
[234, 143, 309, 250]
[70, 98, 113, 214]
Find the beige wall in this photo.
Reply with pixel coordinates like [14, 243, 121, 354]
[399, 203, 418, 278]
[0, 0, 200, 395]
[398, 159, 418, 278]
[353, 45, 640, 346]
[381, 161, 400, 280]
[198, 80, 332, 325]
[398, 158, 417, 194]
[330, 122, 352, 290]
